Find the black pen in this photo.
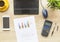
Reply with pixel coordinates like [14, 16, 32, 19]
[57, 26, 59, 31]
[51, 27, 55, 36]
[51, 23, 56, 36]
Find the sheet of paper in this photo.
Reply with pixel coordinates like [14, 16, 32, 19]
[14, 16, 39, 42]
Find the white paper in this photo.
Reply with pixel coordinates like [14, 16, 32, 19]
[14, 16, 39, 42]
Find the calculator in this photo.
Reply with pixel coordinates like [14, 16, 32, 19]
[41, 20, 52, 37]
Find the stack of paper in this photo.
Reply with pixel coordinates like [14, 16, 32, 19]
[14, 16, 39, 42]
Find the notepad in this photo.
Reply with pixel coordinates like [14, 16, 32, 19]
[14, 16, 39, 42]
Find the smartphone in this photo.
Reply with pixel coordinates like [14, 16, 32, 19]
[2, 16, 10, 30]
[41, 20, 52, 37]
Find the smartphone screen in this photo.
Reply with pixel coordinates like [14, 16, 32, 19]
[41, 20, 52, 37]
[3, 17, 10, 28]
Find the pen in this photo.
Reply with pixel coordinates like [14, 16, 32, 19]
[51, 27, 55, 36]
[57, 26, 59, 31]
[51, 23, 56, 36]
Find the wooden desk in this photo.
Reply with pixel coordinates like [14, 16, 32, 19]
[0, 0, 60, 42]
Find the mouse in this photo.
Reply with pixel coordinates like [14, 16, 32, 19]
[42, 9, 48, 19]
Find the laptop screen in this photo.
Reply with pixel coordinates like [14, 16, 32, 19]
[14, 0, 39, 14]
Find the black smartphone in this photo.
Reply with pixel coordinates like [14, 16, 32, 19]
[41, 20, 52, 37]
[2, 16, 10, 30]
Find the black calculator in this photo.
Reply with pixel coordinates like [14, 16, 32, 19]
[41, 20, 52, 37]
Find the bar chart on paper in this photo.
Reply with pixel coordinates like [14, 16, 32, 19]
[14, 16, 39, 42]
